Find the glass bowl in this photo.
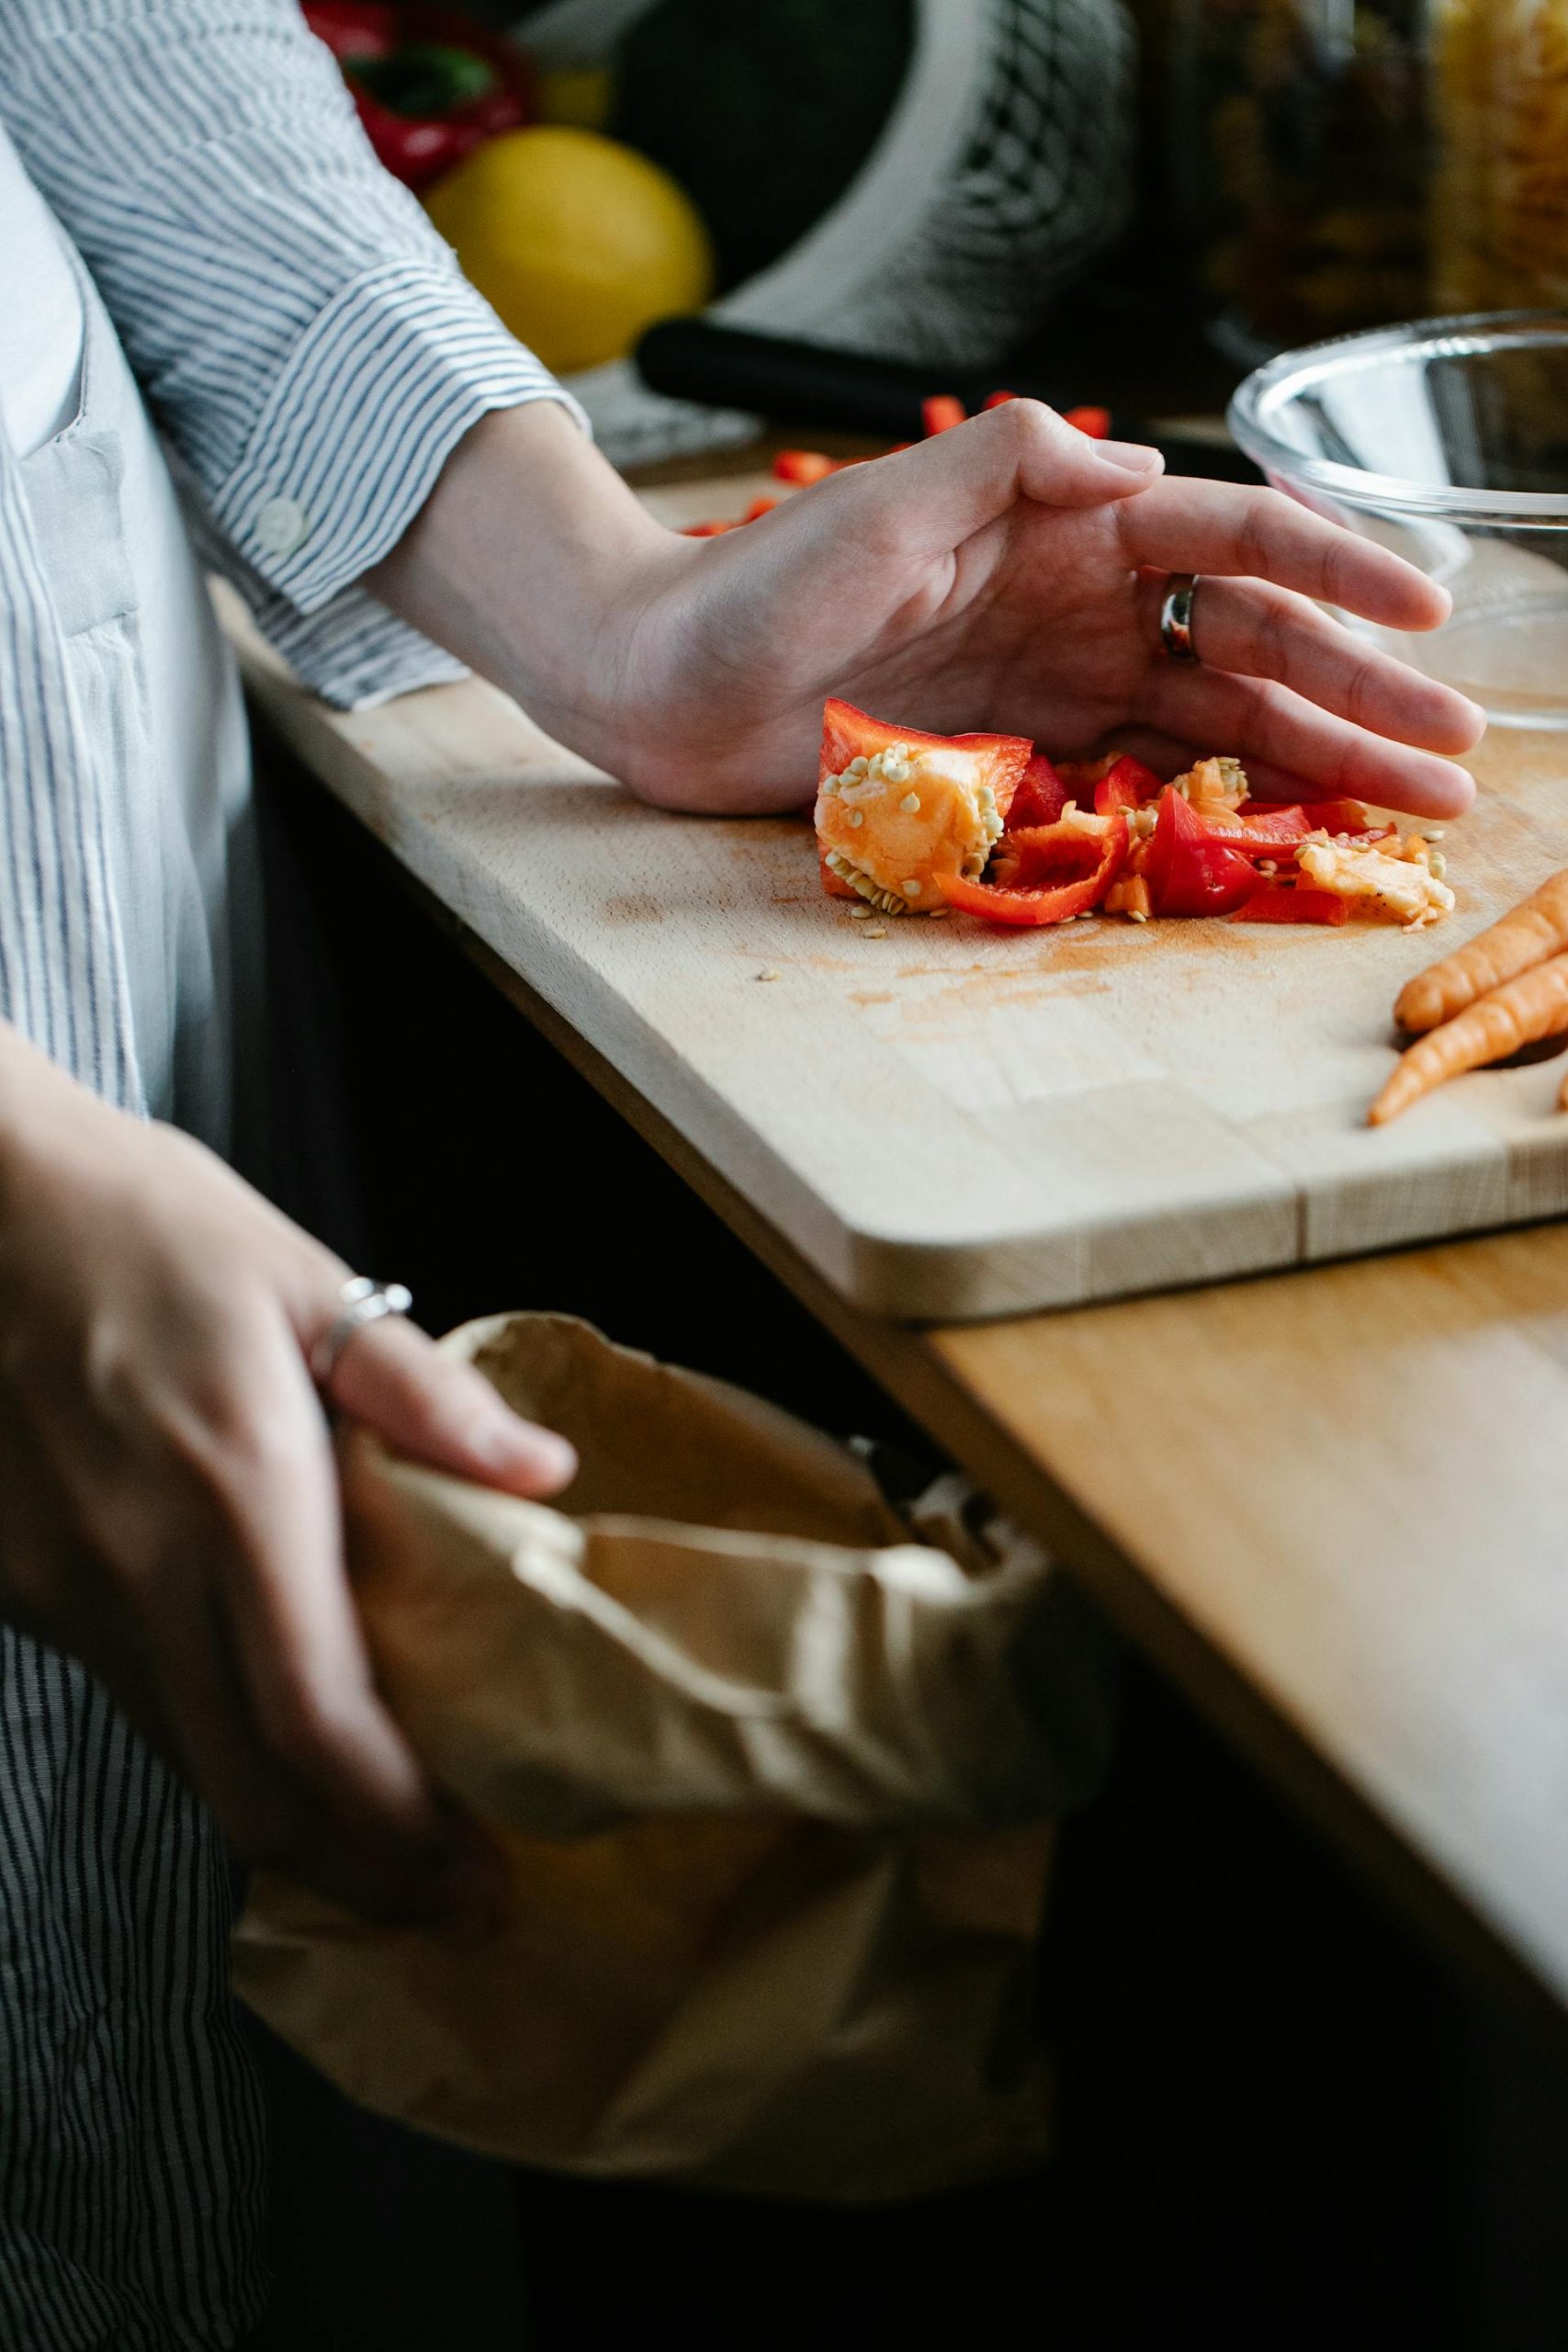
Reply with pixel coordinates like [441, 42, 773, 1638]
[1229, 311, 1568, 729]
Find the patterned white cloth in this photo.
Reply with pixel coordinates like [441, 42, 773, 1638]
[0, 3, 578, 2338]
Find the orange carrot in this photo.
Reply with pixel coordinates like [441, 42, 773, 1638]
[1370, 951, 1568, 1125]
[1394, 866, 1568, 1034]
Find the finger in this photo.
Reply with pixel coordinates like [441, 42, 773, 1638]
[1122, 481, 1452, 631]
[1147, 666, 1477, 819]
[325, 1313, 577, 1498]
[172, 1306, 481, 1919]
[141, 1548, 493, 1927]
[1145, 573, 1485, 754]
[842, 400, 1164, 557]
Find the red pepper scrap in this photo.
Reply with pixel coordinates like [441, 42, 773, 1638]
[921, 394, 966, 436]
[772, 449, 838, 485]
[1064, 405, 1111, 439]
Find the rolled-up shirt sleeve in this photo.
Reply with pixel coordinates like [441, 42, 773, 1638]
[0, 0, 585, 704]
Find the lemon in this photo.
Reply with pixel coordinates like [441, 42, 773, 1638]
[424, 126, 715, 375]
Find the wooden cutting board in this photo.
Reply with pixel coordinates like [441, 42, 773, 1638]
[231, 472, 1568, 1322]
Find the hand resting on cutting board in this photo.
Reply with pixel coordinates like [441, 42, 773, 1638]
[371, 397, 1484, 821]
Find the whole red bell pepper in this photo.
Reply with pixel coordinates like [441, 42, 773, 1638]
[303, 0, 533, 190]
[1144, 786, 1259, 917]
[938, 810, 1128, 927]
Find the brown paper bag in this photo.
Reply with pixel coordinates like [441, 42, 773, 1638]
[234, 1314, 1113, 2201]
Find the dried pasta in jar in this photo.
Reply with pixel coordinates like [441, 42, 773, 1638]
[1431, 0, 1568, 311]
[1173, 0, 1429, 356]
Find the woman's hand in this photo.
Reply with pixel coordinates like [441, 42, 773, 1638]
[0, 1028, 574, 1923]
[616, 403, 1485, 817]
[373, 400, 1484, 820]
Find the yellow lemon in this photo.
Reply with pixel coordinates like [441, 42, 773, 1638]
[424, 126, 715, 375]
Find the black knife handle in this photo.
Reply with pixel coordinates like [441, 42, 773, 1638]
[634, 317, 1259, 483]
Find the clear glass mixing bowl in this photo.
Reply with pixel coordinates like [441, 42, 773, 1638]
[1229, 311, 1568, 729]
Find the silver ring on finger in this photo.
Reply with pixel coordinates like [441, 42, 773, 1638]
[1158, 572, 1201, 664]
[310, 1275, 414, 1388]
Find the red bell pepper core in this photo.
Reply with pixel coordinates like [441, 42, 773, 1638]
[1145, 786, 1259, 917]
[1092, 753, 1164, 816]
[921, 395, 966, 436]
[939, 811, 1128, 927]
[773, 449, 837, 485]
[1231, 887, 1348, 926]
[1064, 405, 1111, 439]
[304, 1, 534, 190]
[1005, 752, 1069, 831]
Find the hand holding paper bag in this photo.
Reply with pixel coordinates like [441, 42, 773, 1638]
[235, 1314, 1115, 2199]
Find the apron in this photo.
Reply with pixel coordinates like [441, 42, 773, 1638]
[0, 213, 268, 2345]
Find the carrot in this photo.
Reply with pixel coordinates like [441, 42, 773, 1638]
[1393, 866, 1568, 1034]
[1370, 951, 1568, 1125]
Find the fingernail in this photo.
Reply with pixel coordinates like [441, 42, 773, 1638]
[1096, 439, 1165, 472]
[478, 1412, 578, 1488]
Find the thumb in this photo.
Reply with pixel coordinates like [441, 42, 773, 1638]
[325, 1313, 578, 1496]
[850, 399, 1165, 554]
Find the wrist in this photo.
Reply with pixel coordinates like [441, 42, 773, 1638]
[367, 401, 699, 779]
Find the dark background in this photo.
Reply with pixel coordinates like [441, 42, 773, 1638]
[250, 742, 1568, 2351]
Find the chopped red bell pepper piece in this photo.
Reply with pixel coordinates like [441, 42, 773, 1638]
[773, 449, 837, 485]
[1241, 795, 1382, 842]
[1064, 405, 1111, 439]
[938, 811, 1128, 927]
[1145, 786, 1259, 917]
[743, 495, 779, 521]
[1092, 753, 1165, 816]
[921, 395, 966, 436]
[818, 700, 1032, 815]
[983, 390, 1016, 408]
[1004, 752, 1069, 831]
[1191, 806, 1314, 857]
[1231, 887, 1348, 925]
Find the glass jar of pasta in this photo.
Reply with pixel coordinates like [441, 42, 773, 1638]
[1429, 1, 1568, 312]
[1170, 0, 1430, 358]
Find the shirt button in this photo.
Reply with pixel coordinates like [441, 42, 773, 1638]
[254, 495, 310, 558]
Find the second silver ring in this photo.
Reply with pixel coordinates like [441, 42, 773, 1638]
[310, 1275, 414, 1388]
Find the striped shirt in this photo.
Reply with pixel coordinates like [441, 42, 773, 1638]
[0, 2, 576, 2338]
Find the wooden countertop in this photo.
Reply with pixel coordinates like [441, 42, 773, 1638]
[232, 579, 1568, 2035]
